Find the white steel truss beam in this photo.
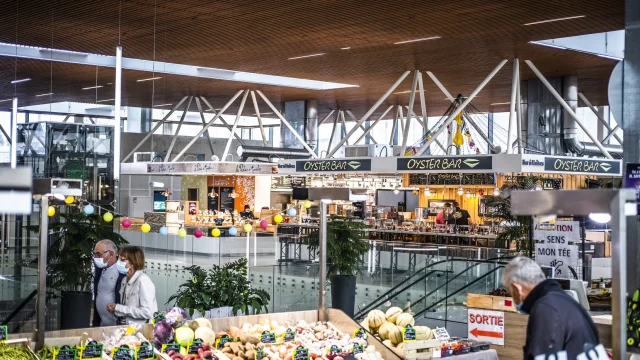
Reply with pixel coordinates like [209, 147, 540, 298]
[346, 110, 378, 144]
[578, 92, 623, 145]
[401, 70, 420, 155]
[221, 91, 250, 161]
[250, 91, 268, 146]
[166, 96, 194, 162]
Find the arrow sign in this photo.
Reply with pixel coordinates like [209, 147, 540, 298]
[470, 328, 503, 339]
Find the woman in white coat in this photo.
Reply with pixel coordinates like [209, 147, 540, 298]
[106, 246, 157, 324]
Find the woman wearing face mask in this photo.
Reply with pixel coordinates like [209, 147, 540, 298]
[105, 246, 157, 324]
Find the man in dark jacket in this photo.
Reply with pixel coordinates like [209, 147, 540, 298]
[502, 257, 599, 359]
[92, 239, 126, 327]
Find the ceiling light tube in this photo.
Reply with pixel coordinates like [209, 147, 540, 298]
[137, 76, 162, 82]
[288, 53, 325, 60]
[340, 47, 351, 50]
[82, 85, 103, 90]
[394, 36, 441, 45]
[490, 102, 511, 105]
[523, 15, 585, 26]
[10, 78, 31, 84]
[35, 92, 53, 97]
[0, 99, 12, 103]
[153, 103, 173, 107]
[96, 98, 115, 102]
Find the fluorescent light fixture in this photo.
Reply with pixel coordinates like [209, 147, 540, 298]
[523, 15, 585, 26]
[394, 36, 441, 45]
[10, 78, 30, 84]
[490, 102, 511, 105]
[288, 53, 325, 60]
[82, 85, 103, 90]
[341, 47, 351, 50]
[149, 181, 165, 188]
[394, 90, 425, 95]
[35, 92, 53, 97]
[154, 103, 173, 107]
[96, 98, 115, 102]
[137, 76, 162, 82]
[254, 112, 274, 115]
[0, 99, 13, 103]
[588, 212, 611, 224]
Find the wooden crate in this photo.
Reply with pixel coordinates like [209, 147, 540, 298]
[467, 293, 517, 313]
[404, 339, 443, 360]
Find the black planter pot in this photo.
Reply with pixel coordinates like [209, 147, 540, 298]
[330, 275, 357, 317]
[61, 291, 92, 329]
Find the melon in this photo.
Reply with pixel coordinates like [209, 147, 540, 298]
[414, 326, 431, 340]
[367, 310, 386, 329]
[396, 313, 415, 327]
[388, 325, 403, 345]
[377, 322, 396, 340]
[382, 339, 393, 348]
[385, 307, 403, 324]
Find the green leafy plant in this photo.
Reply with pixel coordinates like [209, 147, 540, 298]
[28, 211, 128, 293]
[167, 258, 270, 317]
[304, 216, 370, 277]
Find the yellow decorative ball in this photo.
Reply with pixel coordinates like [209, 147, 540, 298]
[274, 214, 283, 224]
[178, 228, 187, 238]
[303, 200, 312, 209]
[211, 228, 221, 237]
[103, 212, 113, 222]
[64, 196, 74, 204]
[47, 206, 56, 217]
[141, 223, 151, 233]
[244, 223, 253, 233]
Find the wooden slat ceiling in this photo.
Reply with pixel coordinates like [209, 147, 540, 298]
[0, 0, 624, 119]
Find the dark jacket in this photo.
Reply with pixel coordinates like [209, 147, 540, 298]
[448, 207, 470, 226]
[521, 279, 599, 360]
[92, 268, 126, 327]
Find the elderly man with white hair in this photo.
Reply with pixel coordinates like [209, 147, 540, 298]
[92, 239, 126, 327]
[502, 257, 599, 360]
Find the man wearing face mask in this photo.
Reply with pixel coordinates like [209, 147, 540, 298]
[502, 257, 599, 360]
[92, 239, 125, 327]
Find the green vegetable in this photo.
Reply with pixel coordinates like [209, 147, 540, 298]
[36, 345, 60, 360]
[0, 343, 37, 360]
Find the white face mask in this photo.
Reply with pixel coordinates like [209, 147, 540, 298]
[93, 257, 107, 268]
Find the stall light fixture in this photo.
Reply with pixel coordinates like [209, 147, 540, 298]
[10, 78, 31, 84]
[82, 85, 103, 90]
[35, 93, 53, 97]
[288, 53, 325, 60]
[523, 15, 585, 26]
[588, 213, 611, 224]
[466, 190, 471, 198]
[425, 187, 431, 197]
[394, 36, 441, 45]
[493, 187, 500, 196]
[393, 186, 400, 195]
[137, 76, 162, 82]
[457, 187, 464, 196]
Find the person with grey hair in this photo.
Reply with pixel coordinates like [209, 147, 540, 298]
[502, 257, 599, 359]
[92, 239, 126, 327]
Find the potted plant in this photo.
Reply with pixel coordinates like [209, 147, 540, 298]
[29, 211, 128, 329]
[304, 216, 370, 317]
[168, 258, 270, 318]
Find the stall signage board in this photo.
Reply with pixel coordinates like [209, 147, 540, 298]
[467, 309, 504, 345]
[397, 156, 493, 171]
[521, 154, 622, 176]
[295, 159, 372, 172]
[533, 220, 580, 278]
[625, 163, 640, 218]
[147, 162, 277, 175]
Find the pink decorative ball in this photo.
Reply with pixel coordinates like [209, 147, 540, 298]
[121, 218, 132, 229]
[194, 229, 203, 238]
[260, 219, 268, 229]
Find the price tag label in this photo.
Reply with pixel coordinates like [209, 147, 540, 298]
[55, 346, 77, 360]
[112, 346, 134, 360]
[351, 345, 364, 355]
[216, 335, 233, 349]
[402, 325, 416, 342]
[433, 327, 450, 340]
[0, 325, 7, 341]
[282, 328, 296, 342]
[293, 346, 309, 360]
[80, 342, 103, 359]
[353, 328, 368, 340]
[162, 342, 181, 354]
[152, 311, 166, 325]
[256, 349, 266, 360]
[136, 343, 154, 360]
[327, 345, 342, 355]
[188, 340, 204, 355]
[261, 331, 276, 344]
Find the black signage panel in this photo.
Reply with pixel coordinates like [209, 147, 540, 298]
[543, 157, 621, 175]
[295, 159, 372, 172]
[397, 156, 493, 171]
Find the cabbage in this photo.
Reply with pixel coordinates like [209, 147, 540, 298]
[193, 318, 212, 329]
[153, 321, 174, 345]
[165, 307, 187, 328]
[175, 326, 195, 348]
[195, 326, 216, 345]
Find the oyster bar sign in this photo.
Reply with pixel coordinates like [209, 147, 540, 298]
[397, 156, 493, 171]
[521, 155, 622, 176]
[295, 159, 372, 172]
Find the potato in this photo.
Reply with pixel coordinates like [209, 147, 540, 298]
[245, 343, 255, 352]
[246, 336, 260, 345]
[239, 333, 248, 344]
[230, 343, 240, 354]
[222, 348, 233, 354]
[256, 343, 265, 350]
[246, 350, 255, 360]
[238, 350, 246, 359]
[233, 357, 244, 360]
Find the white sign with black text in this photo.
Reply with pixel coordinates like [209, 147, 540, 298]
[533, 220, 580, 279]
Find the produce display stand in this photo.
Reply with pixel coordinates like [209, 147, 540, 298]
[466, 294, 517, 313]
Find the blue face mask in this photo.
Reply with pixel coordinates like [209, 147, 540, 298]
[116, 260, 129, 275]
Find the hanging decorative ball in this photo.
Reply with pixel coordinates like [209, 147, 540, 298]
[244, 223, 253, 233]
[64, 196, 75, 204]
[103, 212, 113, 223]
[177, 228, 187, 238]
[83, 204, 94, 215]
[121, 218, 132, 229]
[141, 223, 151, 233]
[211, 228, 221, 237]
[47, 206, 56, 217]
[159, 226, 168, 235]
[194, 229, 203, 238]
[259, 219, 268, 229]
[287, 208, 297, 216]
[303, 200, 312, 209]
[274, 214, 283, 224]
[228, 227, 238, 236]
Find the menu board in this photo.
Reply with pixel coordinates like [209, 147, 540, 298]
[207, 186, 219, 212]
[219, 187, 235, 212]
